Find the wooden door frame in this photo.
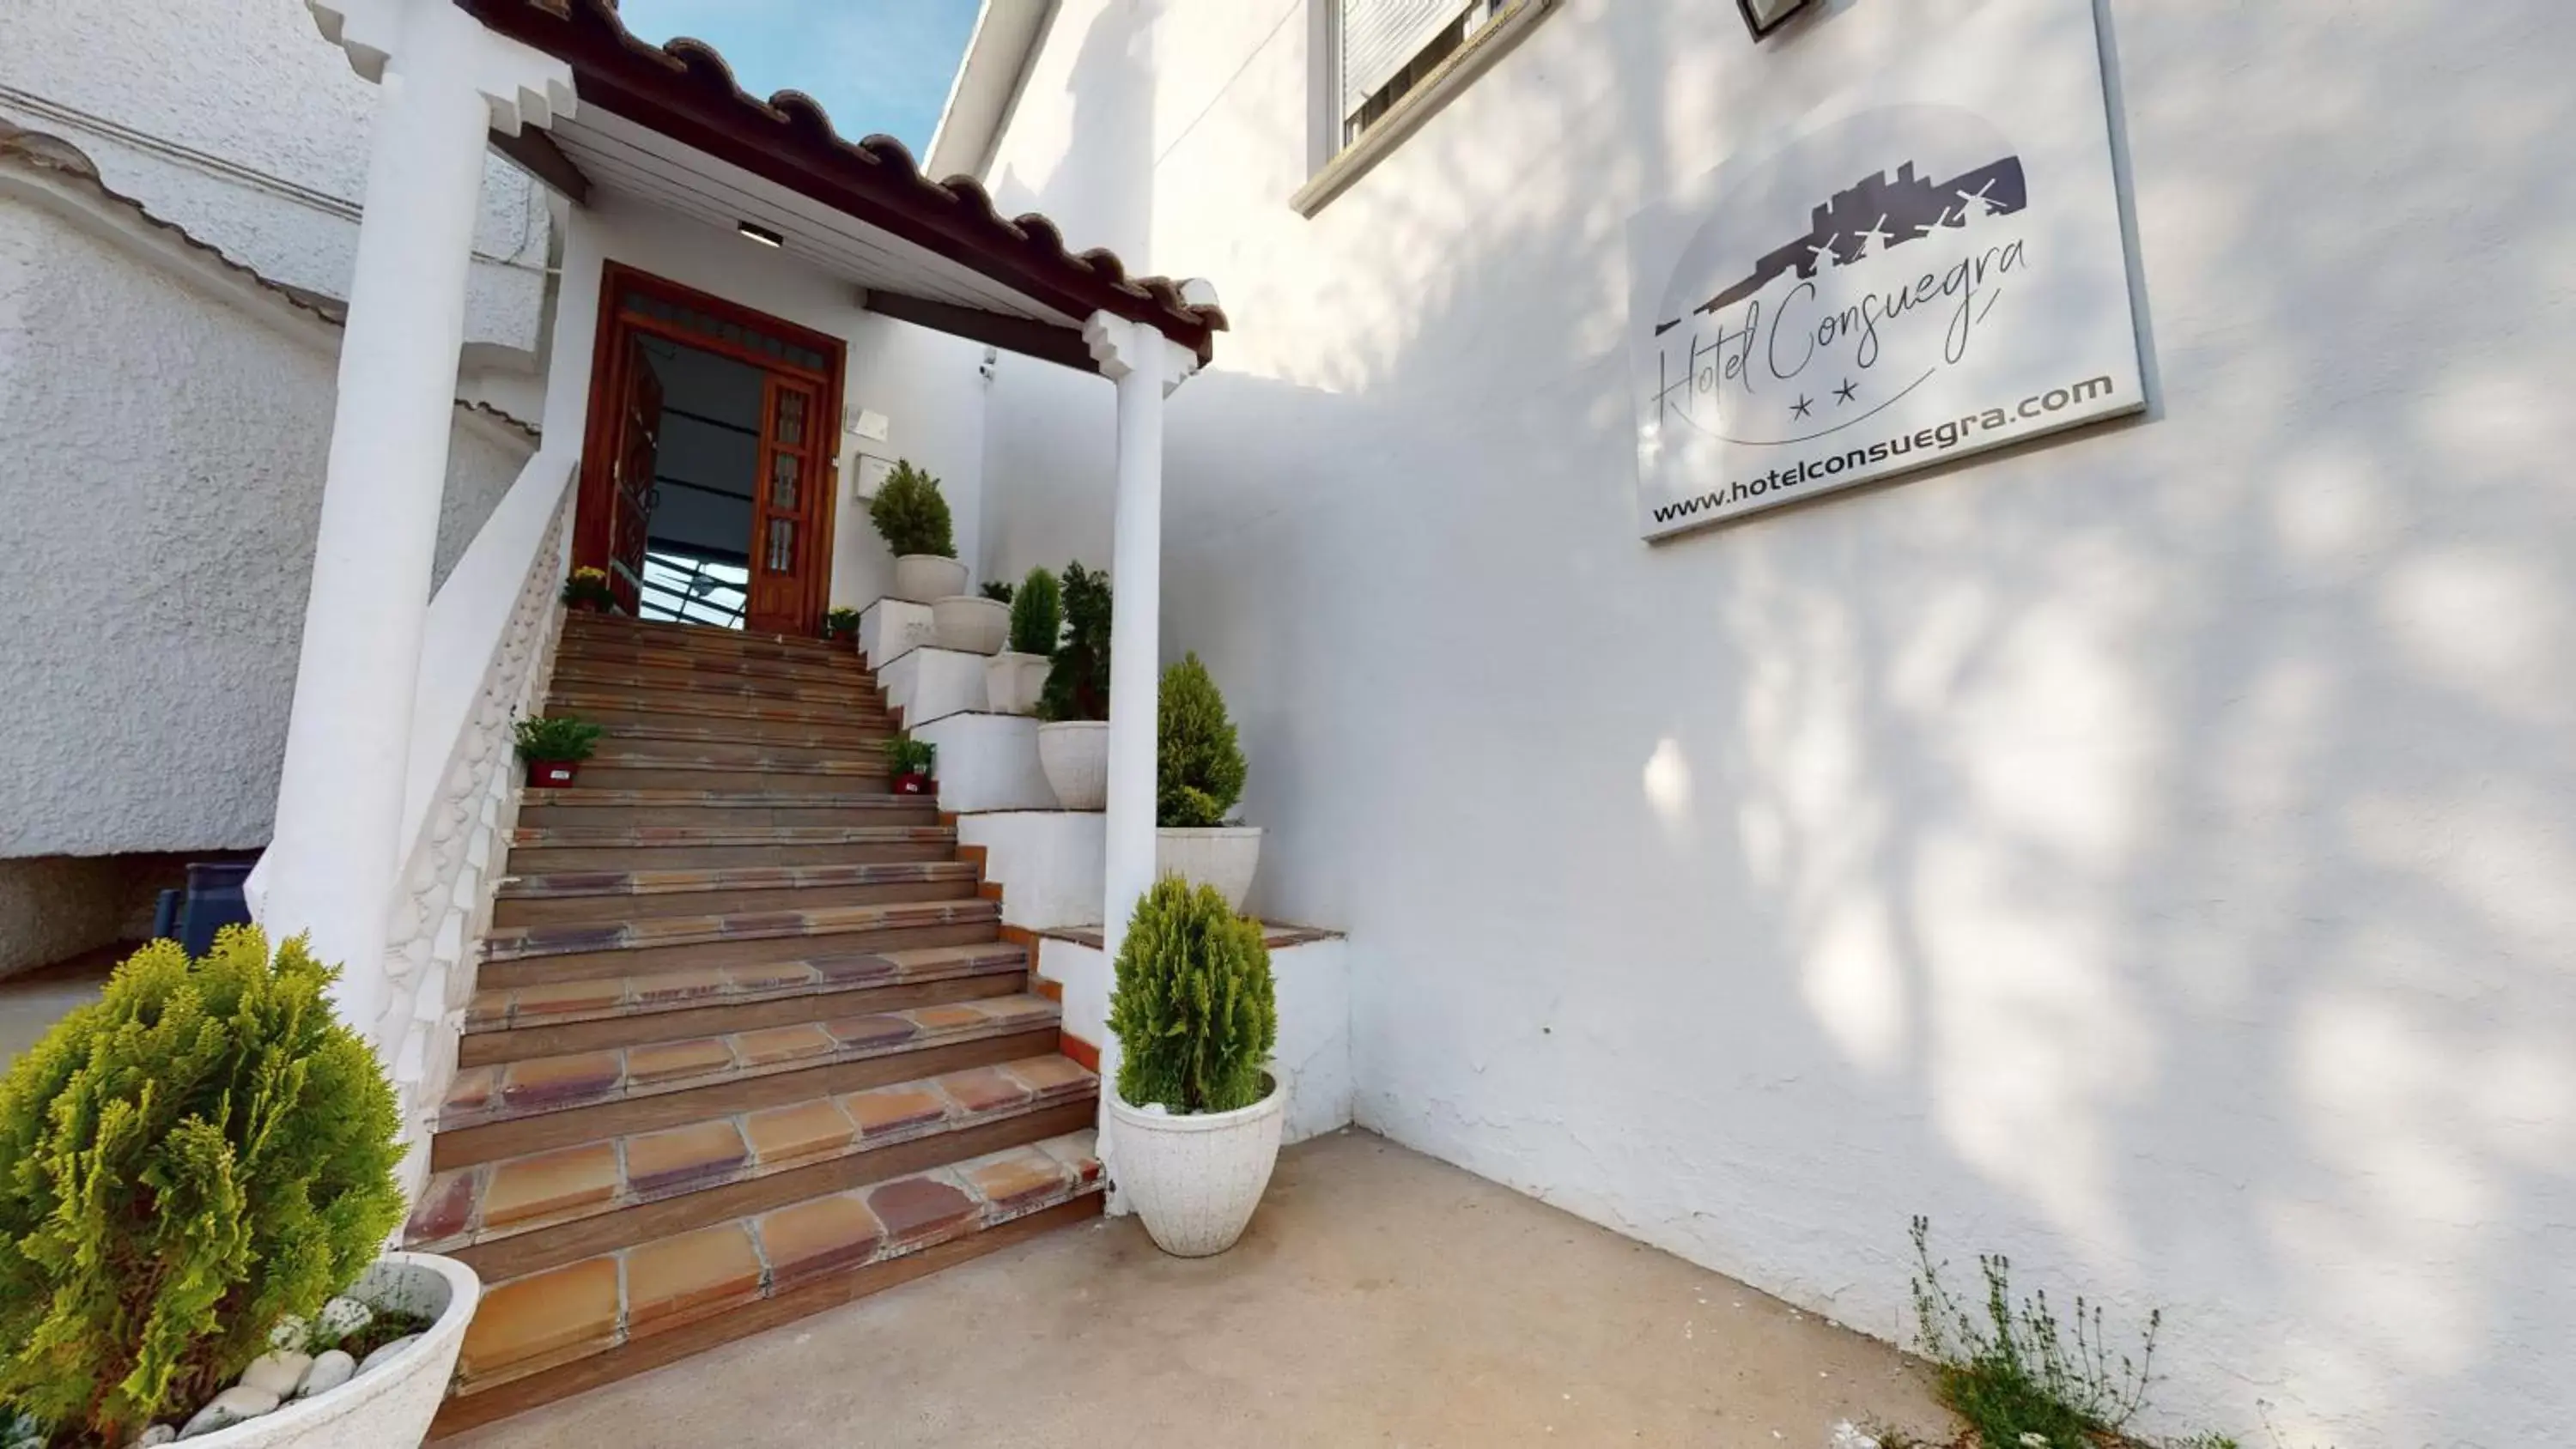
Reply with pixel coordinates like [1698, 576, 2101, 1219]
[574, 261, 847, 634]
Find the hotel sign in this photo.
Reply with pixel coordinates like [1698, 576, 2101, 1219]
[1625, 0, 2144, 539]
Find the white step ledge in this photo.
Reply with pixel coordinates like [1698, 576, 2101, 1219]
[956, 809, 1105, 931]
[858, 597, 935, 670]
[879, 646, 993, 728]
[917, 714, 1058, 814]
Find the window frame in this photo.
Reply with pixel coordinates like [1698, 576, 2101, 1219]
[1292, 0, 1560, 217]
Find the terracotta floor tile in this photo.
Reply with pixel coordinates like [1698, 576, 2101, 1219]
[909, 1003, 987, 1032]
[978, 996, 1056, 1027]
[756, 1192, 884, 1284]
[734, 1023, 835, 1068]
[1001, 1055, 1095, 1100]
[623, 1119, 749, 1197]
[866, 1173, 979, 1246]
[510, 978, 630, 1020]
[624, 1224, 764, 1336]
[841, 1084, 950, 1139]
[482, 1143, 621, 1228]
[938, 1066, 1031, 1116]
[500, 1052, 623, 1112]
[743, 1099, 856, 1165]
[726, 961, 819, 995]
[807, 953, 897, 986]
[1037, 1130, 1104, 1185]
[624, 1037, 736, 1087]
[444, 1065, 502, 1115]
[458, 1258, 620, 1379]
[824, 1014, 916, 1050]
[629, 967, 729, 1005]
[403, 1169, 479, 1244]
[959, 1147, 1070, 1211]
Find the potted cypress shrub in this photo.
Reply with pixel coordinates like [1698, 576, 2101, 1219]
[822, 605, 861, 651]
[1036, 562, 1111, 809]
[0, 928, 477, 1448]
[869, 461, 967, 604]
[513, 714, 602, 788]
[1103, 878, 1283, 1258]
[985, 567, 1060, 716]
[1155, 654, 1261, 911]
[885, 732, 935, 796]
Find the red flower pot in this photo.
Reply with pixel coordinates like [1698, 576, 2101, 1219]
[528, 759, 580, 787]
[893, 772, 931, 796]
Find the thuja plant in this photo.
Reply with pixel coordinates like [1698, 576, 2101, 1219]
[0, 929, 406, 1444]
[1037, 561, 1111, 722]
[867, 460, 955, 559]
[1008, 567, 1062, 657]
[1106, 876, 1277, 1114]
[1157, 653, 1246, 828]
[1908, 1216, 2160, 1449]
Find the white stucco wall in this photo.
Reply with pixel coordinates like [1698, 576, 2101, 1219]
[0, 194, 535, 862]
[543, 194, 992, 614]
[0, 0, 552, 355]
[959, 1, 2576, 1444]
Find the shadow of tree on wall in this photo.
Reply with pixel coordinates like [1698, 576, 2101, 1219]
[979, 1, 2576, 1442]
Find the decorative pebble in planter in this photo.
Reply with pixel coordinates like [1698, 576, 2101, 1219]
[167, 1258, 478, 1447]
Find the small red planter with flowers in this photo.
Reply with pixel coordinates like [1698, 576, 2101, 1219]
[886, 732, 934, 797]
[514, 714, 603, 788]
[562, 566, 617, 614]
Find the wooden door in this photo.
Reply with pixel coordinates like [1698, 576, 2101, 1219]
[744, 375, 825, 635]
[605, 336, 664, 615]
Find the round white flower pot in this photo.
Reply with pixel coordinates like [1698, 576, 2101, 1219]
[985, 652, 1051, 714]
[932, 596, 1010, 656]
[1109, 1076, 1286, 1258]
[1036, 721, 1109, 809]
[180, 1253, 477, 1449]
[891, 555, 968, 605]
[1155, 826, 1263, 912]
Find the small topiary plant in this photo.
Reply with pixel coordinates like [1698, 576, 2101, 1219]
[867, 460, 955, 559]
[1036, 561, 1111, 723]
[884, 732, 936, 781]
[1008, 567, 1062, 657]
[0, 928, 407, 1444]
[1157, 653, 1246, 828]
[1106, 876, 1277, 1114]
[823, 605, 861, 640]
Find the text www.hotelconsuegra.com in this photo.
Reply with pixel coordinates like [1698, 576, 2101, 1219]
[1649, 373, 2120, 525]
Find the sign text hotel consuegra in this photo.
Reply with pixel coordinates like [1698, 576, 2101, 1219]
[1625, 0, 2145, 540]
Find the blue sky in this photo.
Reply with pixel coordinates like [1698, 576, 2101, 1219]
[612, 0, 983, 158]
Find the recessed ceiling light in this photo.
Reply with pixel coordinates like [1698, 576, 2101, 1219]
[738, 221, 783, 248]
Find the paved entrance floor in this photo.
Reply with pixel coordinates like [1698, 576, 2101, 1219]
[0, 943, 123, 1064]
[450, 1130, 1951, 1448]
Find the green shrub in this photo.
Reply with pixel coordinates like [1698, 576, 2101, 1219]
[867, 461, 955, 559]
[1008, 567, 1062, 657]
[1157, 654, 1246, 828]
[513, 714, 603, 762]
[884, 732, 935, 779]
[0, 929, 406, 1443]
[1037, 562, 1111, 723]
[979, 580, 1015, 603]
[823, 606, 861, 640]
[560, 566, 616, 609]
[1106, 877, 1277, 1114]
[1909, 1216, 2157, 1449]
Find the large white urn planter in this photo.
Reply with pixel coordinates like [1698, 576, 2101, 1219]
[891, 554, 969, 605]
[1036, 721, 1109, 809]
[1109, 1076, 1286, 1257]
[1156, 827, 1263, 912]
[183, 1253, 478, 1449]
[932, 596, 1009, 656]
[986, 652, 1050, 714]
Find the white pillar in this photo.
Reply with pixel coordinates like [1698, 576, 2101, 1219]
[258, 2, 535, 1040]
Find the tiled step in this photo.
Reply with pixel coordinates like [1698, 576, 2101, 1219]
[460, 942, 1030, 1064]
[572, 764, 890, 797]
[554, 643, 870, 688]
[492, 859, 980, 927]
[515, 789, 937, 830]
[504, 823, 955, 873]
[549, 687, 890, 731]
[430, 1006, 1061, 1170]
[431, 1134, 1103, 1435]
[562, 615, 848, 660]
[554, 662, 885, 708]
[407, 1052, 1097, 1276]
[483, 894, 999, 965]
[571, 718, 890, 761]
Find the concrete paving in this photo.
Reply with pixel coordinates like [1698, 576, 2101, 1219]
[0, 945, 120, 1065]
[450, 1130, 1953, 1448]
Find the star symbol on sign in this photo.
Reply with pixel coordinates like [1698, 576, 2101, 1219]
[1833, 378, 1860, 404]
[1790, 395, 1814, 420]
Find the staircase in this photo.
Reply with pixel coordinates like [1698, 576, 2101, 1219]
[409, 613, 1103, 1437]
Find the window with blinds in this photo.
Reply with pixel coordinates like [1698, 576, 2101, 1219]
[1336, 0, 1509, 148]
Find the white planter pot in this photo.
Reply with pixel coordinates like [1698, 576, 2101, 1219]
[985, 652, 1051, 714]
[1109, 1076, 1287, 1258]
[1036, 721, 1109, 809]
[183, 1253, 478, 1449]
[1155, 826, 1263, 912]
[932, 596, 1010, 656]
[891, 555, 968, 605]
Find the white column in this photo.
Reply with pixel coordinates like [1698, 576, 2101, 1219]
[258, 3, 523, 1040]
